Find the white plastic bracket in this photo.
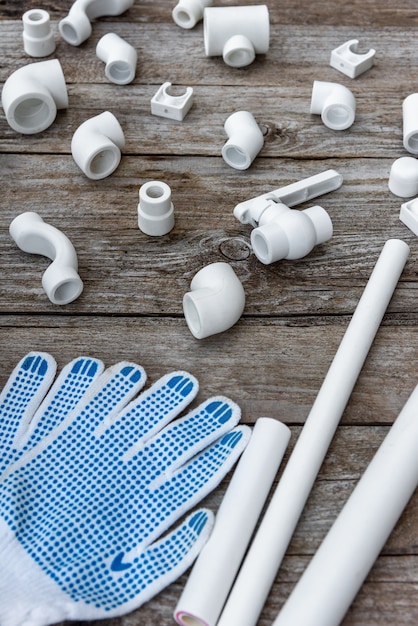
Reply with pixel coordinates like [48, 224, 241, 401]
[151, 82, 194, 121]
[400, 198, 418, 235]
[330, 39, 375, 78]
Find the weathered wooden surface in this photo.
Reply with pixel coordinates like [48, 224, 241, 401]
[1, 1, 418, 625]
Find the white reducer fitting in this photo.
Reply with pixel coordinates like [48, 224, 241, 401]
[58, 0, 134, 46]
[183, 262, 245, 339]
[204, 4, 269, 68]
[138, 181, 175, 236]
[330, 39, 375, 79]
[1, 59, 68, 134]
[310, 80, 356, 130]
[388, 156, 418, 198]
[151, 82, 194, 121]
[172, 0, 213, 29]
[9, 212, 83, 305]
[96, 33, 137, 85]
[22, 9, 56, 57]
[71, 111, 125, 180]
[402, 94, 418, 155]
[222, 111, 264, 170]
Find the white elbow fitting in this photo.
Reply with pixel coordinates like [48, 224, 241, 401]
[172, 0, 213, 29]
[22, 9, 56, 58]
[58, 0, 134, 46]
[402, 94, 418, 155]
[204, 5, 269, 68]
[71, 111, 125, 180]
[138, 180, 175, 236]
[96, 33, 137, 85]
[1, 59, 68, 134]
[310, 80, 356, 130]
[183, 263, 245, 339]
[9, 212, 83, 305]
[222, 111, 264, 170]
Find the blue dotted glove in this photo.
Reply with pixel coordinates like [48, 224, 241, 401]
[0, 352, 250, 626]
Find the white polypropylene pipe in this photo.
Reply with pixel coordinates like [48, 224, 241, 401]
[273, 382, 418, 626]
[217, 238, 410, 626]
[174, 417, 291, 626]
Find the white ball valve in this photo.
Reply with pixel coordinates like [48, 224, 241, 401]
[310, 80, 356, 130]
[222, 111, 264, 170]
[96, 33, 137, 85]
[172, 0, 213, 29]
[22, 9, 56, 57]
[59, 0, 134, 46]
[402, 94, 418, 155]
[138, 181, 175, 236]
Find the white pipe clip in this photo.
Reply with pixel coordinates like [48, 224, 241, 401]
[59, 0, 134, 46]
[330, 39, 375, 78]
[310, 80, 356, 130]
[22, 9, 56, 58]
[1, 59, 68, 134]
[222, 111, 264, 170]
[96, 33, 137, 85]
[9, 212, 83, 305]
[71, 111, 125, 180]
[138, 180, 175, 236]
[183, 262, 245, 339]
[402, 94, 418, 155]
[151, 82, 194, 121]
[172, 0, 213, 29]
[204, 5, 269, 68]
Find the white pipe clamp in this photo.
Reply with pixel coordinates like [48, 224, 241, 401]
[172, 0, 213, 29]
[222, 111, 264, 170]
[22, 9, 56, 57]
[59, 0, 134, 46]
[183, 262, 245, 339]
[1, 59, 68, 134]
[71, 111, 125, 180]
[9, 212, 83, 305]
[151, 82, 194, 121]
[138, 181, 175, 236]
[310, 80, 356, 130]
[403, 94, 418, 155]
[330, 39, 375, 78]
[96, 33, 137, 85]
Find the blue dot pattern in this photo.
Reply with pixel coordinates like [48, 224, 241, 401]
[0, 358, 244, 612]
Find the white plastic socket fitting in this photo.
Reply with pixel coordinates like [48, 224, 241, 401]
[9, 212, 83, 305]
[1, 59, 68, 134]
[22, 9, 56, 57]
[204, 5, 269, 68]
[330, 39, 375, 78]
[172, 0, 213, 29]
[183, 263, 245, 339]
[388, 156, 418, 198]
[96, 33, 137, 85]
[222, 111, 264, 170]
[71, 111, 125, 180]
[403, 94, 418, 155]
[138, 181, 175, 236]
[59, 0, 134, 46]
[151, 82, 194, 121]
[310, 80, 356, 130]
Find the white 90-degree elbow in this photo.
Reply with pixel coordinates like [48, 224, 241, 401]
[310, 80, 356, 130]
[1, 59, 68, 134]
[9, 212, 83, 305]
[183, 263, 245, 339]
[71, 111, 125, 180]
[172, 0, 213, 29]
[96, 33, 137, 85]
[222, 111, 264, 170]
[59, 0, 134, 46]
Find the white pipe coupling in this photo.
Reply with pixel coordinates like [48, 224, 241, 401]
[1, 59, 68, 134]
[9, 212, 83, 305]
[59, 0, 134, 46]
[204, 5, 269, 68]
[172, 0, 213, 29]
[138, 181, 175, 236]
[71, 111, 125, 180]
[402, 94, 418, 155]
[22, 9, 56, 57]
[222, 111, 264, 170]
[310, 80, 356, 130]
[183, 263, 245, 339]
[96, 33, 137, 85]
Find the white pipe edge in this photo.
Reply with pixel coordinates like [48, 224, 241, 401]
[138, 180, 175, 236]
[222, 111, 264, 170]
[22, 9, 56, 58]
[1, 59, 68, 134]
[402, 93, 418, 155]
[9, 212, 83, 305]
[96, 33, 137, 85]
[71, 111, 125, 180]
[172, 0, 213, 29]
[310, 80, 356, 130]
[183, 262, 245, 339]
[58, 0, 134, 46]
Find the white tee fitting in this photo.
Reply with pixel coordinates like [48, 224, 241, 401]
[388, 156, 418, 198]
[71, 111, 125, 180]
[9, 212, 83, 305]
[183, 262, 245, 339]
[204, 5, 269, 68]
[1, 59, 68, 134]
[310, 80, 356, 130]
[172, 0, 213, 29]
[22, 9, 56, 58]
[58, 0, 134, 46]
[402, 94, 418, 155]
[96, 33, 137, 85]
[138, 180, 175, 236]
[222, 111, 264, 170]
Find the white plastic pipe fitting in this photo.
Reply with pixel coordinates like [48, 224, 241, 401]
[330, 39, 375, 79]
[388, 156, 418, 198]
[71, 111, 125, 180]
[138, 181, 175, 236]
[310, 80, 356, 130]
[22, 9, 56, 57]
[172, 0, 213, 29]
[204, 5, 269, 68]
[96, 33, 137, 85]
[58, 0, 134, 46]
[183, 263, 245, 339]
[1, 59, 68, 134]
[9, 212, 83, 306]
[222, 111, 264, 170]
[402, 94, 418, 155]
